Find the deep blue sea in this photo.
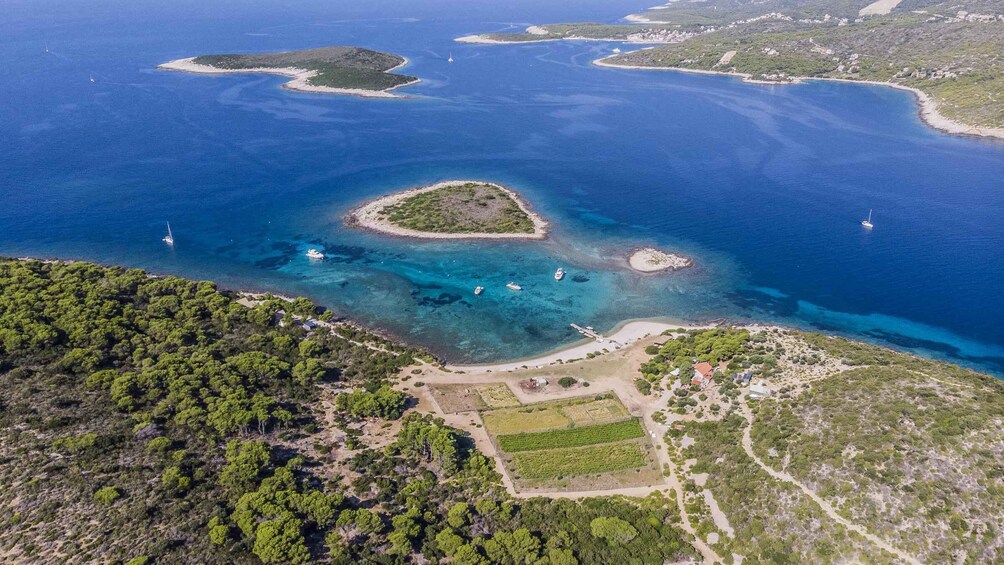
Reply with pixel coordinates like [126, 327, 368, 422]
[2, 0, 1003, 373]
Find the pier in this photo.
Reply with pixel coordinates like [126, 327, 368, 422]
[570, 323, 604, 342]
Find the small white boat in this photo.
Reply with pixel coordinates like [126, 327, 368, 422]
[554, 267, 565, 281]
[89, 74, 95, 83]
[448, 52, 454, 63]
[474, 285, 484, 295]
[861, 209, 874, 229]
[612, 47, 621, 53]
[506, 282, 522, 291]
[306, 248, 325, 260]
[162, 222, 174, 246]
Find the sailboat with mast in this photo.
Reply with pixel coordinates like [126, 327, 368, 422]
[861, 209, 874, 229]
[448, 52, 454, 63]
[162, 222, 174, 246]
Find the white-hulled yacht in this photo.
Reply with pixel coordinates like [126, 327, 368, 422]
[306, 248, 325, 260]
[162, 222, 174, 246]
[861, 209, 874, 229]
[554, 267, 565, 281]
[506, 282, 522, 291]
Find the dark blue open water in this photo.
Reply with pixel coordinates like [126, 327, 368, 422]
[2, 0, 1003, 372]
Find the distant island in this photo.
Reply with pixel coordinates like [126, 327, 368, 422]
[158, 46, 420, 98]
[348, 180, 548, 239]
[460, 0, 1004, 139]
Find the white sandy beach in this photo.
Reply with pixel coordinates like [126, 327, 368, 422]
[593, 55, 1004, 140]
[448, 320, 688, 372]
[629, 247, 693, 273]
[157, 57, 420, 99]
[347, 180, 549, 240]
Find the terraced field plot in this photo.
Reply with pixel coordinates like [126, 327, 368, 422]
[481, 394, 661, 491]
[497, 419, 645, 452]
[476, 383, 520, 409]
[429, 383, 520, 413]
[512, 441, 649, 480]
[481, 394, 629, 434]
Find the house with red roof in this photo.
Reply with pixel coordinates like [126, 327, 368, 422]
[691, 362, 715, 388]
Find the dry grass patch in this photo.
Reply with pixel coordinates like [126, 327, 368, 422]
[477, 383, 520, 409]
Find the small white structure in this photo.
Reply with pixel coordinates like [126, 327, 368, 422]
[749, 383, 774, 399]
[531, 377, 548, 387]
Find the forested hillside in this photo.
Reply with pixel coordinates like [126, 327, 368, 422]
[0, 259, 694, 564]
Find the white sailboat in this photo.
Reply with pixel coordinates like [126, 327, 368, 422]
[861, 209, 874, 229]
[306, 248, 325, 260]
[162, 222, 174, 246]
[448, 52, 454, 63]
[506, 282, 522, 291]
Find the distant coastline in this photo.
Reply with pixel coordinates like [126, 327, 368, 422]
[455, 34, 667, 45]
[158, 56, 420, 98]
[346, 180, 549, 240]
[593, 54, 1004, 141]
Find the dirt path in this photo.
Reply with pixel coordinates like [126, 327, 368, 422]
[646, 390, 723, 564]
[739, 402, 920, 564]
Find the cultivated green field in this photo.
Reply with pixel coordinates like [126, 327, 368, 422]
[497, 418, 644, 452]
[481, 394, 658, 490]
[512, 441, 649, 480]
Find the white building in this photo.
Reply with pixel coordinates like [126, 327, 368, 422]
[749, 383, 774, 399]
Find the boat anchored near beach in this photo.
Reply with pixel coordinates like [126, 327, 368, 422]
[162, 222, 174, 246]
[474, 285, 484, 295]
[861, 209, 874, 229]
[506, 282, 522, 291]
[554, 267, 565, 281]
[306, 248, 325, 260]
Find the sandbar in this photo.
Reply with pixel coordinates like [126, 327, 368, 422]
[629, 247, 693, 273]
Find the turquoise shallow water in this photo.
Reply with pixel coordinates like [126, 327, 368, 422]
[2, 0, 1003, 372]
